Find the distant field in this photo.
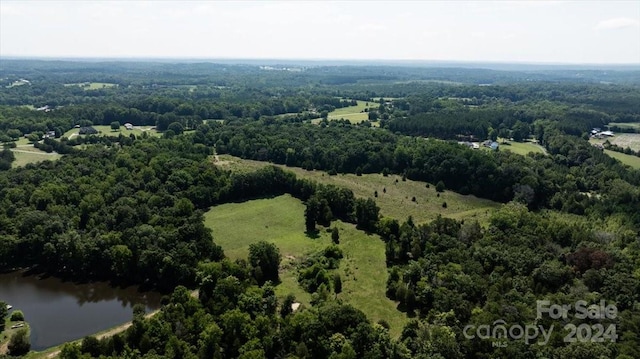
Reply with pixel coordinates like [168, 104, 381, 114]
[500, 140, 546, 156]
[609, 122, 640, 130]
[64, 125, 161, 138]
[604, 149, 640, 169]
[64, 82, 117, 90]
[591, 133, 640, 152]
[312, 100, 378, 124]
[11, 150, 61, 168]
[214, 155, 500, 226]
[6, 80, 29, 88]
[204, 194, 407, 337]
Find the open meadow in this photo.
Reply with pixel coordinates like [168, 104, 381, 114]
[312, 100, 378, 124]
[63, 125, 161, 139]
[499, 140, 546, 156]
[591, 133, 640, 152]
[214, 155, 500, 226]
[64, 82, 118, 90]
[204, 194, 407, 337]
[604, 149, 640, 169]
[609, 122, 640, 130]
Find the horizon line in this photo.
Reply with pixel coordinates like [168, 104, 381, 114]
[2, 55, 639, 67]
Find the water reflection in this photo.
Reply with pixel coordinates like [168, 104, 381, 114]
[0, 271, 162, 351]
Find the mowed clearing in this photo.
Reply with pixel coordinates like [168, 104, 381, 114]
[214, 155, 500, 226]
[11, 151, 61, 168]
[204, 194, 407, 337]
[609, 122, 640, 130]
[63, 125, 161, 139]
[499, 140, 546, 156]
[604, 150, 640, 169]
[591, 133, 640, 152]
[64, 82, 118, 90]
[312, 100, 378, 124]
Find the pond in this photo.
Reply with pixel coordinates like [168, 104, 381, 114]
[0, 271, 162, 351]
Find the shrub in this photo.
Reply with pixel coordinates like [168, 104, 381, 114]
[10, 310, 24, 321]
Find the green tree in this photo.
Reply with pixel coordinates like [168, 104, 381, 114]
[81, 336, 102, 357]
[0, 301, 7, 332]
[168, 122, 185, 135]
[8, 328, 31, 356]
[488, 127, 498, 141]
[354, 198, 379, 232]
[333, 273, 342, 294]
[110, 121, 120, 131]
[435, 180, 446, 192]
[280, 294, 296, 318]
[305, 196, 320, 232]
[10, 310, 24, 321]
[331, 227, 340, 244]
[248, 241, 281, 284]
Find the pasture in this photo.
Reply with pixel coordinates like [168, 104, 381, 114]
[313, 100, 378, 124]
[63, 125, 161, 139]
[591, 133, 640, 152]
[609, 122, 640, 130]
[604, 149, 640, 169]
[10, 150, 60, 168]
[213, 155, 500, 226]
[204, 194, 407, 337]
[64, 82, 118, 90]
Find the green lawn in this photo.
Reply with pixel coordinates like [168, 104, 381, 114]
[204, 195, 407, 337]
[214, 155, 500, 226]
[604, 149, 640, 169]
[499, 140, 546, 156]
[64, 82, 117, 90]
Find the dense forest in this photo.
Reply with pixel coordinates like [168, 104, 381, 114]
[0, 60, 639, 358]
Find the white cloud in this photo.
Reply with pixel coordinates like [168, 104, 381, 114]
[596, 17, 640, 30]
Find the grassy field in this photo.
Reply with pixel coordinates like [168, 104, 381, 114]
[609, 122, 640, 130]
[204, 194, 407, 337]
[64, 125, 161, 139]
[214, 155, 500, 226]
[499, 140, 546, 156]
[11, 148, 61, 168]
[604, 149, 640, 169]
[64, 82, 118, 90]
[311, 100, 378, 124]
[591, 133, 640, 152]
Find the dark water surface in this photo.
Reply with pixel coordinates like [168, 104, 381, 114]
[0, 271, 162, 351]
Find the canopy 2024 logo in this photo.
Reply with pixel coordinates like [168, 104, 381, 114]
[463, 300, 618, 347]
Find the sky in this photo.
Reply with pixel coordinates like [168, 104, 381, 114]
[1, 1, 639, 64]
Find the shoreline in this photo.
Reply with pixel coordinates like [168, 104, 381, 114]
[27, 290, 197, 359]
